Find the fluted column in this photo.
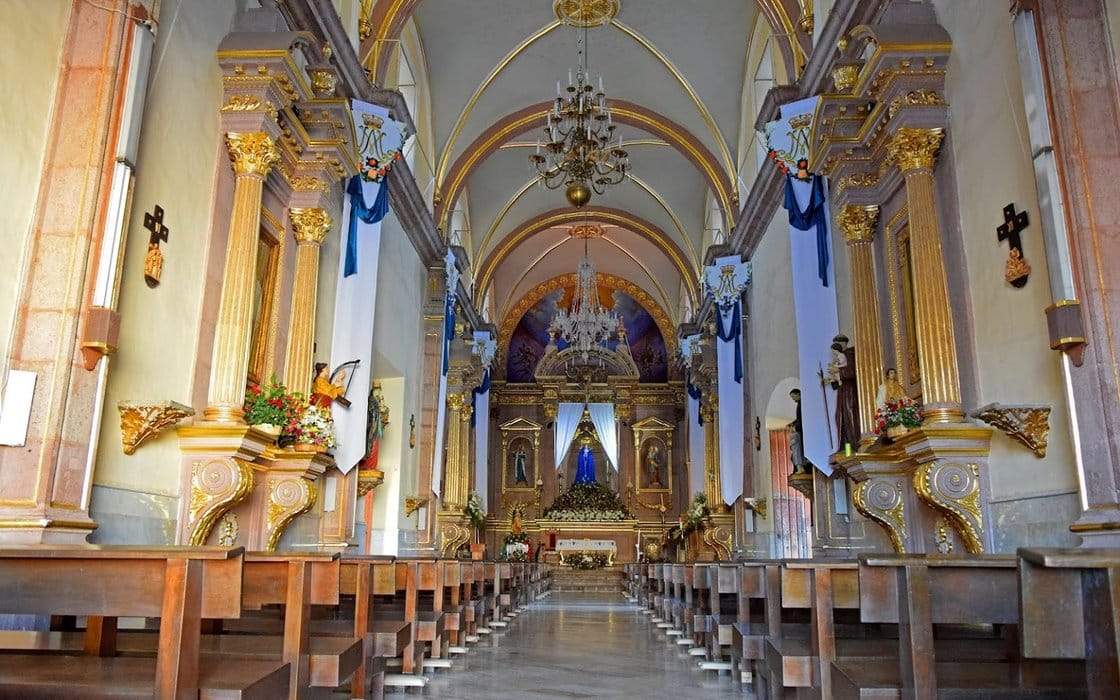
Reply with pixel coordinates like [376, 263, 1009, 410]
[283, 208, 332, 396]
[442, 392, 471, 511]
[702, 400, 722, 508]
[838, 204, 885, 439]
[887, 128, 963, 423]
[205, 132, 280, 422]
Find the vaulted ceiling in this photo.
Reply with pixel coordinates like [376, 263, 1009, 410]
[360, 0, 808, 330]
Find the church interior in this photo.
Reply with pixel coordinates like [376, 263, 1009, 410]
[0, 0, 1118, 696]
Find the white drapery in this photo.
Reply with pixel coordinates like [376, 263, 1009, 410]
[687, 391, 705, 497]
[587, 403, 619, 472]
[329, 177, 384, 475]
[716, 302, 745, 505]
[473, 385, 489, 510]
[554, 402, 584, 469]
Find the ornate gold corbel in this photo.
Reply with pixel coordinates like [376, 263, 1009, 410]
[971, 403, 1051, 458]
[119, 401, 194, 455]
[440, 522, 471, 558]
[852, 478, 908, 554]
[745, 497, 768, 520]
[356, 468, 384, 497]
[404, 496, 428, 517]
[186, 458, 254, 546]
[701, 520, 734, 561]
[264, 477, 319, 551]
[913, 462, 984, 554]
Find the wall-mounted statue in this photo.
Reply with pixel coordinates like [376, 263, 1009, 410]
[827, 334, 860, 451]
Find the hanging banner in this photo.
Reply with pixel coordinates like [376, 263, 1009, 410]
[431, 248, 458, 497]
[767, 96, 840, 475]
[329, 100, 402, 475]
[472, 331, 496, 511]
[704, 255, 751, 505]
[680, 334, 706, 498]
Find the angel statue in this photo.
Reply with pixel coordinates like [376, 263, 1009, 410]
[309, 361, 357, 417]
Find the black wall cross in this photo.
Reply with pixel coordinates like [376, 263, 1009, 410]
[996, 203, 1031, 288]
[143, 205, 170, 287]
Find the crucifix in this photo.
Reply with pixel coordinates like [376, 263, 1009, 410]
[143, 205, 170, 288]
[996, 203, 1031, 288]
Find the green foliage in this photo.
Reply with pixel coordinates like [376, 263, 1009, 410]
[243, 377, 304, 437]
[542, 482, 631, 521]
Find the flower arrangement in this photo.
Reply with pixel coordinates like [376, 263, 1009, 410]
[542, 482, 631, 522]
[666, 493, 712, 544]
[244, 377, 303, 439]
[874, 396, 922, 438]
[464, 492, 487, 532]
[503, 532, 530, 562]
[296, 403, 336, 450]
[568, 552, 610, 570]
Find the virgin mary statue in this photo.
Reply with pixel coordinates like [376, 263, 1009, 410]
[575, 444, 597, 484]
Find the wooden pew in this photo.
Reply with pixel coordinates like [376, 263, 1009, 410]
[705, 563, 741, 665]
[832, 554, 1086, 698]
[1019, 547, 1120, 698]
[0, 545, 289, 699]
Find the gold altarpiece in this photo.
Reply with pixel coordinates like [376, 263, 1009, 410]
[173, 32, 366, 551]
[810, 17, 994, 554]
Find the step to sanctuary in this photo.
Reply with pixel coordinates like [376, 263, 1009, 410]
[545, 564, 626, 592]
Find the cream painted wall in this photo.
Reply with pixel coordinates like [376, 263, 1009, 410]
[368, 211, 426, 537]
[746, 211, 799, 543]
[932, 0, 1078, 502]
[92, 0, 237, 498]
[0, 1, 70, 371]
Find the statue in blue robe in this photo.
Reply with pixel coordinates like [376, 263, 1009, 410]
[575, 445, 596, 485]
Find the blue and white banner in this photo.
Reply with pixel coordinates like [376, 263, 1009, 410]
[704, 255, 751, 505]
[472, 330, 496, 511]
[329, 100, 401, 474]
[768, 96, 840, 475]
[431, 248, 459, 497]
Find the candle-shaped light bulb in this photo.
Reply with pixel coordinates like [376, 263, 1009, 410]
[599, 74, 603, 92]
[557, 80, 561, 96]
[568, 69, 573, 86]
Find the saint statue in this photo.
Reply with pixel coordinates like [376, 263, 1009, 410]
[513, 449, 529, 485]
[875, 367, 906, 409]
[644, 443, 665, 488]
[310, 362, 350, 416]
[353, 383, 388, 472]
[827, 334, 860, 451]
[575, 444, 597, 485]
[788, 388, 809, 474]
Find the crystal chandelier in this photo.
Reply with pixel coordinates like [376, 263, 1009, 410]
[549, 236, 622, 362]
[530, 23, 629, 207]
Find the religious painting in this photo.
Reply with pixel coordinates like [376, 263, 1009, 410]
[632, 416, 674, 494]
[887, 221, 922, 400]
[247, 220, 282, 385]
[505, 281, 668, 383]
[499, 416, 541, 493]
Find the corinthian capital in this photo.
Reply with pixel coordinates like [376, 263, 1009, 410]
[225, 131, 280, 178]
[289, 207, 332, 245]
[837, 205, 880, 243]
[887, 127, 944, 173]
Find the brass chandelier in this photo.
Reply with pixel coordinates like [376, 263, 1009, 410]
[530, 24, 629, 207]
[549, 233, 622, 362]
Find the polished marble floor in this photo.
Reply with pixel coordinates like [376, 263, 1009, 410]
[418, 592, 747, 699]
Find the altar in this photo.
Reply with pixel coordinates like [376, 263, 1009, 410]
[556, 538, 618, 566]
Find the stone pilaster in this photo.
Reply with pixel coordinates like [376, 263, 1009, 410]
[886, 128, 963, 423]
[837, 204, 884, 441]
[204, 132, 280, 422]
[283, 207, 332, 395]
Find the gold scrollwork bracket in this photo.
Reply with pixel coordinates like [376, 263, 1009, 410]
[852, 478, 908, 554]
[702, 522, 734, 561]
[356, 468, 384, 498]
[265, 477, 319, 552]
[440, 522, 471, 558]
[404, 496, 429, 517]
[913, 462, 984, 554]
[186, 458, 254, 546]
[119, 401, 195, 455]
[745, 497, 768, 520]
[970, 403, 1051, 458]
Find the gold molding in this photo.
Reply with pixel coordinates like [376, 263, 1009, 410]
[852, 478, 907, 554]
[626, 172, 701, 274]
[404, 496, 429, 517]
[264, 477, 319, 551]
[971, 403, 1051, 458]
[186, 458, 255, 546]
[837, 204, 879, 243]
[357, 468, 385, 497]
[225, 131, 281, 178]
[886, 127, 944, 174]
[913, 462, 984, 554]
[118, 401, 194, 455]
[554, 0, 619, 27]
[289, 207, 332, 245]
[220, 95, 278, 122]
[475, 177, 539, 271]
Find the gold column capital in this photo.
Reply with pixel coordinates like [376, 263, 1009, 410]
[226, 131, 280, 178]
[837, 205, 880, 243]
[887, 127, 944, 173]
[289, 207, 332, 245]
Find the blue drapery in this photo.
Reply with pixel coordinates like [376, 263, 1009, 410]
[714, 300, 743, 383]
[575, 445, 596, 484]
[442, 293, 455, 376]
[344, 174, 391, 277]
[469, 369, 490, 428]
[686, 369, 703, 425]
[784, 174, 830, 287]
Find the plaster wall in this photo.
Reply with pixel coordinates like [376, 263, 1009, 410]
[0, 1, 70, 372]
[745, 210, 799, 550]
[932, 1, 1079, 513]
[368, 211, 426, 535]
[90, 0, 238, 537]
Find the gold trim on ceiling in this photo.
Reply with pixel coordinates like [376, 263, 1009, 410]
[475, 176, 540, 272]
[625, 172, 700, 274]
[434, 21, 562, 191]
[554, 0, 620, 28]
